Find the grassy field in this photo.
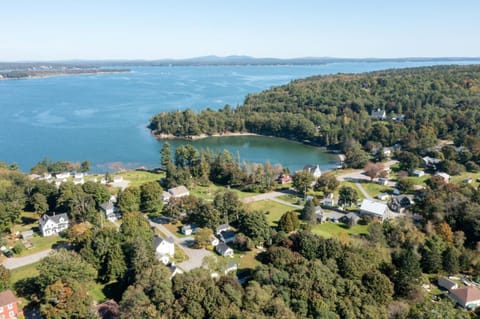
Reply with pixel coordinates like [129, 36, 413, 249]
[235, 249, 261, 269]
[117, 170, 163, 188]
[311, 222, 369, 238]
[244, 200, 298, 225]
[190, 183, 259, 200]
[276, 194, 302, 205]
[360, 182, 391, 198]
[10, 262, 40, 284]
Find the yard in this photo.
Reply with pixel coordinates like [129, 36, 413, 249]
[360, 182, 392, 198]
[190, 183, 260, 200]
[310, 222, 369, 238]
[9, 262, 40, 285]
[244, 200, 299, 225]
[117, 170, 163, 188]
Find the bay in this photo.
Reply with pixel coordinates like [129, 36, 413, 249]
[1, 60, 479, 172]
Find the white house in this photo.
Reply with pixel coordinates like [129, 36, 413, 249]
[378, 178, 389, 186]
[450, 287, 480, 309]
[321, 193, 336, 207]
[216, 224, 230, 235]
[181, 224, 198, 236]
[39, 213, 69, 237]
[359, 199, 389, 220]
[163, 186, 190, 203]
[216, 242, 234, 257]
[154, 236, 175, 265]
[303, 165, 322, 179]
[100, 200, 119, 222]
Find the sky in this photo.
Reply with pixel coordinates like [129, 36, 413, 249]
[1, 0, 479, 61]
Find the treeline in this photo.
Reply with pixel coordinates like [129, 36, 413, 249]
[150, 64, 480, 166]
[160, 142, 284, 193]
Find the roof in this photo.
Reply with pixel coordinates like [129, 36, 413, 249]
[360, 199, 387, 217]
[168, 185, 189, 197]
[451, 287, 480, 303]
[221, 230, 236, 240]
[216, 242, 232, 254]
[39, 213, 69, 227]
[21, 230, 34, 237]
[438, 277, 457, 291]
[153, 236, 174, 248]
[0, 290, 17, 306]
[100, 201, 114, 211]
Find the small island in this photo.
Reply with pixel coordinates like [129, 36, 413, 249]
[0, 63, 130, 80]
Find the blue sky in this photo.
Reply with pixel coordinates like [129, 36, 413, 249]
[1, 0, 479, 60]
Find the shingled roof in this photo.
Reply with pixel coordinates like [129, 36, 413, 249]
[0, 290, 17, 307]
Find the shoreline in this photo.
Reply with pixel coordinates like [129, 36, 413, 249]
[0, 69, 130, 81]
[152, 131, 260, 141]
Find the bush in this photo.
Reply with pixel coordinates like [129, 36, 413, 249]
[465, 161, 480, 173]
[12, 242, 25, 255]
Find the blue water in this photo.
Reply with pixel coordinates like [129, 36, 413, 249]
[1, 61, 479, 172]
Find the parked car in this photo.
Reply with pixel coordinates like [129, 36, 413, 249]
[0, 246, 13, 258]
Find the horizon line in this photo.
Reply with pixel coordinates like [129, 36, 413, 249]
[2, 55, 480, 63]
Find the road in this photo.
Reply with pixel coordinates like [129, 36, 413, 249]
[2, 249, 52, 270]
[149, 221, 213, 272]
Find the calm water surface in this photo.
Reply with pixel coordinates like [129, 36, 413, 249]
[1, 61, 478, 172]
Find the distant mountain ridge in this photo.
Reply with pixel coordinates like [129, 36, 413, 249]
[2, 55, 480, 70]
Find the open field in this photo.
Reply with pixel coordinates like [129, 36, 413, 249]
[245, 200, 299, 225]
[311, 222, 369, 238]
[190, 183, 260, 200]
[360, 182, 391, 198]
[117, 170, 163, 187]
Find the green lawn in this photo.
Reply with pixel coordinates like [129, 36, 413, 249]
[163, 223, 187, 238]
[276, 194, 302, 205]
[10, 262, 40, 285]
[190, 183, 259, 200]
[245, 200, 299, 225]
[406, 174, 430, 186]
[311, 222, 369, 238]
[117, 170, 164, 188]
[360, 182, 391, 198]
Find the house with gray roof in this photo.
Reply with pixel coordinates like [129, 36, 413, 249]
[359, 199, 389, 220]
[100, 200, 120, 222]
[216, 242, 234, 257]
[39, 213, 69, 237]
[154, 235, 175, 265]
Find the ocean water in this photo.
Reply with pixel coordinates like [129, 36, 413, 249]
[0, 61, 478, 172]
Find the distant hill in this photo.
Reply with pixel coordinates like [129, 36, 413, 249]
[2, 56, 480, 70]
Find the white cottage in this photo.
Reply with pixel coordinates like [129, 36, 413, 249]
[100, 200, 120, 222]
[39, 213, 69, 237]
[154, 236, 175, 264]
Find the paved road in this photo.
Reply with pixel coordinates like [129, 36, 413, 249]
[149, 221, 213, 272]
[2, 249, 52, 270]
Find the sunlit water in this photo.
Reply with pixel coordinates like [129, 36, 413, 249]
[1, 61, 478, 172]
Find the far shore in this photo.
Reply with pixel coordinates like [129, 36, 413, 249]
[153, 131, 260, 141]
[0, 69, 130, 81]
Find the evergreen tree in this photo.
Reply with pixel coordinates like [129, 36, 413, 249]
[301, 200, 317, 224]
[160, 142, 172, 171]
[278, 211, 300, 232]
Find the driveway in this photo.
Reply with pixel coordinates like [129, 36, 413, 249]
[149, 221, 213, 272]
[2, 249, 52, 270]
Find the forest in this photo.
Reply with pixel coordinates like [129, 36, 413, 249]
[149, 65, 480, 168]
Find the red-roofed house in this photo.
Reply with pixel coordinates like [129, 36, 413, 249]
[450, 287, 480, 309]
[0, 290, 19, 319]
